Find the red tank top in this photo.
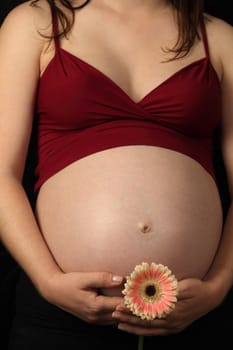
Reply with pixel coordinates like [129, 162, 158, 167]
[34, 15, 221, 192]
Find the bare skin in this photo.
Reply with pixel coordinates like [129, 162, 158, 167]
[36, 147, 222, 288]
[0, 0, 233, 337]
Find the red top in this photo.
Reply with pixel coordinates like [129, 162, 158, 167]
[34, 16, 221, 192]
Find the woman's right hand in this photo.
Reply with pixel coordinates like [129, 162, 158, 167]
[40, 271, 124, 325]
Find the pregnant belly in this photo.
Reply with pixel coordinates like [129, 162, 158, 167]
[35, 146, 223, 294]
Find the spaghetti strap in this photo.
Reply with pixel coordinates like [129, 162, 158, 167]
[51, 6, 60, 50]
[200, 16, 210, 58]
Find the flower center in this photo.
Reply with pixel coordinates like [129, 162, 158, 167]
[145, 285, 156, 297]
[139, 279, 161, 303]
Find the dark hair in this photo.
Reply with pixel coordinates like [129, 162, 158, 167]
[31, 0, 204, 59]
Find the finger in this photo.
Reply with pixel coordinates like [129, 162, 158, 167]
[112, 311, 169, 328]
[88, 311, 120, 326]
[176, 278, 202, 299]
[115, 303, 130, 313]
[94, 294, 124, 312]
[59, 302, 120, 326]
[79, 272, 123, 289]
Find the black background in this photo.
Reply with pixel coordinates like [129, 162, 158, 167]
[1, 0, 233, 24]
[0, 0, 232, 348]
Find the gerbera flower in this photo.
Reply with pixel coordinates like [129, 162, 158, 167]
[122, 262, 178, 320]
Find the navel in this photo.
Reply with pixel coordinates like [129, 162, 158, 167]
[138, 222, 152, 234]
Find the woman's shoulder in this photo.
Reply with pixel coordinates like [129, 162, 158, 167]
[205, 13, 232, 33]
[0, 0, 53, 39]
[0, 0, 57, 60]
[204, 13, 233, 78]
[204, 13, 233, 53]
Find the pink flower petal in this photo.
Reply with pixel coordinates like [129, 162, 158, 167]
[123, 262, 178, 320]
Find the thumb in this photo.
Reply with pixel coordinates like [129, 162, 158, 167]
[177, 278, 202, 299]
[82, 271, 123, 289]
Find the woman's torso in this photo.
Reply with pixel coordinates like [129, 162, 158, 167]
[35, 2, 223, 295]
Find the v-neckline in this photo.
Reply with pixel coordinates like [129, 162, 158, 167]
[41, 47, 210, 105]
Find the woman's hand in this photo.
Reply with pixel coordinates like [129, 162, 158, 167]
[112, 277, 223, 336]
[40, 270, 124, 325]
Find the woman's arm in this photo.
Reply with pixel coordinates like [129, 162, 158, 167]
[0, 3, 57, 290]
[209, 17, 233, 294]
[0, 2, 123, 325]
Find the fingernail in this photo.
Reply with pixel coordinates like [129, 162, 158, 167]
[118, 323, 125, 331]
[112, 275, 122, 283]
[116, 306, 125, 312]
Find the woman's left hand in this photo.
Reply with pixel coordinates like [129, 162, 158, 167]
[112, 278, 221, 336]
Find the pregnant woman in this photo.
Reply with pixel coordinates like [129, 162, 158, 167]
[0, 0, 233, 349]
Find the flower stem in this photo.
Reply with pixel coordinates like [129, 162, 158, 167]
[137, 335, 144, 350]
